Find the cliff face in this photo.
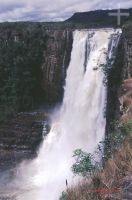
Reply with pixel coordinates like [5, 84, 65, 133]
[0, 22, 132, 167]
[0, 112, 45, 170]
[0, 23, 73, 165]
[0, 23, 73, 121]
[42, 29, 73, 103]
[123, 25, 132, 78]
[106, 26, 132, 128]
[104, 25, 132, 160]
[117, 26, 132, 120]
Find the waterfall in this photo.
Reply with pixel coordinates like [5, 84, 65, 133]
[5, 28, 121, 200]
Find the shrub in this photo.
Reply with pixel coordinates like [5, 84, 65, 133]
[72, 149, 99, 177]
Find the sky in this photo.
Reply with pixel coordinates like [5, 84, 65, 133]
[0, 0, 132, 22]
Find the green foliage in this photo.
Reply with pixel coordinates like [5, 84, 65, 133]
[0, 23, 48, 120]
[72, 149, 98, 177]
[102, 120, 132, 161]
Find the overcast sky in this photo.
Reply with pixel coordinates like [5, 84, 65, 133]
[0, 0, 132, 22]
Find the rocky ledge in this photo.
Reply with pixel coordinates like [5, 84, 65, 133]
[0, 111, 49, 170]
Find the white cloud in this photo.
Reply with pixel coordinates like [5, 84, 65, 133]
[0, 0, 131, 22]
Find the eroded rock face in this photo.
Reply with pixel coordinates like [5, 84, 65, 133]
[0, 112, 48, 169]
[42, 29, 73, 103]
[106, 26, 132, 131]
[0, 24, 73, 164]
[123, 26, 132, 78]
[0, 23, 73, 114]
[118, 26, 132, 122]
[119, 78, 132, 123]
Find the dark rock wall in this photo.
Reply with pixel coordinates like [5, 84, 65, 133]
[0, 111, 46, 169]
[105, 35, 125, 132]
[106, 26, 132, 132]
[0, 112, 44, 152]
[104, 25, 132, 160]
[0, 23, 73, 120]
[42, 29, 73, 103]
[123, 25, 132, 78]
[0, 23, 73, 159]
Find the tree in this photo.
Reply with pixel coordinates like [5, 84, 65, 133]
[72, 149, 98, 177]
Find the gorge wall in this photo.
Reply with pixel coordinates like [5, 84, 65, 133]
[123, 25, 132, 78]
[106, 25, 132, 129]
[104, 25, 132, 159]
[0, 23, 73, 162]
[0, 23, 73, 117]
[42, 29, 73, 103]
[0, 22, 132, 165]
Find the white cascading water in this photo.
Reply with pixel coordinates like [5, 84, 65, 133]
[1, 28, 121, 200]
